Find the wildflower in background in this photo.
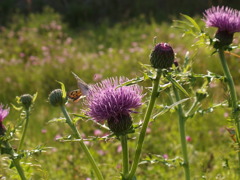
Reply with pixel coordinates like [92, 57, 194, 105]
[163, 154, 168, 159]
[94, 129, 103, 136]
[186, 136, 192, 142]
[150, 43, 174, 69]
[0, 105, 9, 136]
[203, 6, 240, 48]
[87, 77, 143, 136]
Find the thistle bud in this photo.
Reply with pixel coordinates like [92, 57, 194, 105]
[214, 31, 233, 49]
[150, 43, 174, 69]
[49, 89, 67, 107]
[20, 94, 33, 109]
[107, 114, 133, 136]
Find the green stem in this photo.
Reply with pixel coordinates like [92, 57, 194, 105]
[121, 135, 129, 179]
[4, 141, 27, 180]
[218, 48, 240, 167]
[172, 86, 190, 180]
[127, 69, 161, 180]
[60, 105, 104, 180]
[18, 109, 30, 153]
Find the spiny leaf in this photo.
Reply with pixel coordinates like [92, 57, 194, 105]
[180, 14, 201, 32]
[48, 117, 66, 124]
[56, 81, 66, 99]
[32, 92, 38, 102]
[166, 75, 190, 97]
[153, 98, 189, 120]
[117, 76, 144, 88]
[11, 104, 22, 111]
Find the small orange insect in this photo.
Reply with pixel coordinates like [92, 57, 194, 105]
[67, 72, 90, 102]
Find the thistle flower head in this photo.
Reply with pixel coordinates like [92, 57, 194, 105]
[0, 105, 10, 136]
[20, 94, 33, 109]
[203, 6, 240, 47]
[49, 89, 67, 107]
[86, 77, 143, 135]
[150, 43, 174, 69]
[204, 6, 240, 33]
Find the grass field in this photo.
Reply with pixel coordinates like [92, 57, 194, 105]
[0, 7, 240, 180]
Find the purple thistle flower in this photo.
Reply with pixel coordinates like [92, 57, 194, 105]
[204, 6, 240, 33]
[86, 77, 143, 135]
[0, 104, 10, 136]
[203, 6, 240, 47]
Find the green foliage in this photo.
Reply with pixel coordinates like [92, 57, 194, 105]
[0, 8, 240, 180]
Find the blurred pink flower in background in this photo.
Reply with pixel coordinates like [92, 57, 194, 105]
[186, 136, 192, 142]
[163, 154, 168, 159]
[41, 129, 47, 134]
[94, 129, 103, 136]
[54, 134, 62, 141]
[117, 145, 122, 153]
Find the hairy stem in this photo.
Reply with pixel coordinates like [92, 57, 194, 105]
[18, 109, 30, 153]
[127, 69, 161, 180]
[4, 141, 27, 180]
[121, 135, 129, 179]
[172, 86, 190, 180]
[218, 48, 240, 167]
[60, 105, 104, 180]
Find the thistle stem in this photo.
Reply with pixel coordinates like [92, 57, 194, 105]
[18, 109, 30, 153]
[127, 69, 161, 180]
[218, 48, 240, 167]
[172, 86, 190, 180]
[4, 141, 27, 180]
[121, 135, 129, 179]
[60, 105, 104, 180]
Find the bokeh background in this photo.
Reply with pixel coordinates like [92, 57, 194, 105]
[0, 0, 240, 179]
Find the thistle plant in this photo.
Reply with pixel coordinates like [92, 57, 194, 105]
[17, 94, 36, 152]
[48, 86, 104, 180]
[203, 6, 240, 168]
[86, 77, 143, 179]
[0, 105, 27, 180]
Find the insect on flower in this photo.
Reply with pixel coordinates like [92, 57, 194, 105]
[67, 72, 90, 102]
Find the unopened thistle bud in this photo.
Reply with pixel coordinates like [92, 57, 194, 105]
[49, 89, 67, 107]
[20, 94, 33, 109]
[150, 43, 174, 69]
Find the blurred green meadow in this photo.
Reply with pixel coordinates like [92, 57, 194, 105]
[1, 6, 240, 180]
